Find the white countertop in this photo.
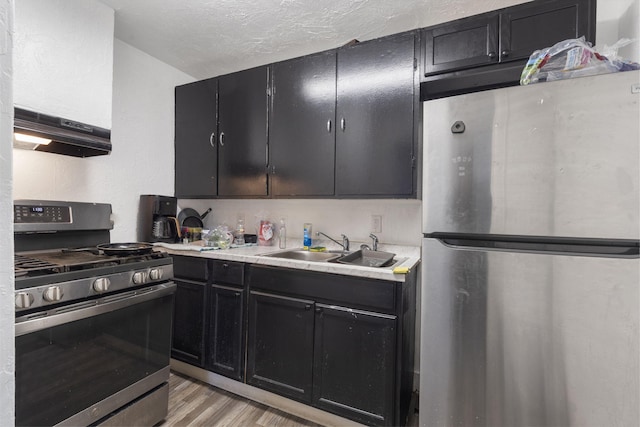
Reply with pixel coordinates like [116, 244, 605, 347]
[154, 240, 420, 282]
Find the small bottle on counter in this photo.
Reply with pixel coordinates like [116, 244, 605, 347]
[235, 218, 245, 245]
[279, 219, 286, 249]
[303, 223, 312, 249]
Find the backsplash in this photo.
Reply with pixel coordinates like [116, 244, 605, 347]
[178, 199, 422, 247]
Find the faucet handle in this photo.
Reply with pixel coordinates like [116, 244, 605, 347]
[341, 234, 350, 251]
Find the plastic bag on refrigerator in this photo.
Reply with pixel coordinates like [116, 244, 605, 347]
[520, 37, 640, 85]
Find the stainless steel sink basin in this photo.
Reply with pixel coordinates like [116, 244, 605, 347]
[334, 249, 396, 268]
[261, 249, 343, 262]
[260, 248, 403, 269]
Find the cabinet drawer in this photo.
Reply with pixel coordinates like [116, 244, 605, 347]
[173, 255, 209, 281]
[212, 260, 244, 286]
[248, 265, 396, 313]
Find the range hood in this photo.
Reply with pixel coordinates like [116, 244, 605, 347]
[14, 107, 111, 157]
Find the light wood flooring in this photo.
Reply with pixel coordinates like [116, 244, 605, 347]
[159, 371, 322, 427]
[160, 371, 419, 427]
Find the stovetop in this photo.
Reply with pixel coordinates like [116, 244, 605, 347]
[14, 249, 168, 279]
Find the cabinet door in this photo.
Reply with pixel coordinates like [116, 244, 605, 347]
[171, 279, 207, 367]
[335, 32, 416, 196]
[206, 284, 244, 381]
[270, 51, 336, 196]
[423, 14, 499, 76]
[175, 78, 218, 197]
[312, 304, 397, 426]
[499, 0, 595, 63]
[218, 66, 268, 197]
[247, 291, 314, 403]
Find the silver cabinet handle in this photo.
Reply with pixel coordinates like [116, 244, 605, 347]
[209, 132, 216, 148]
[327, 119, 332, 133]
[219, 132, 225, 147]
[340, 118, 345, 131]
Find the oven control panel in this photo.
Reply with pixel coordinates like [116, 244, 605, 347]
[14, 204, 71, 224]
[13, 200, 113, 234]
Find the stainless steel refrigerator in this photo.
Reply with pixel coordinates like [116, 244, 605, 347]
[420, 70, 639, 427]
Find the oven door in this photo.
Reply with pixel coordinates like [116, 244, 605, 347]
[15, 282, 176, 427]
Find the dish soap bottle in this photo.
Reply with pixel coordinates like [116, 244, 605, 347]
[303, 223, 312, 249]
[279, 219, 286, 249]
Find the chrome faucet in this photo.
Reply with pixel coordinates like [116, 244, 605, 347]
[360, 234, 379, 251]
[369, 233, 379, 251]
[316, 231, 350, 252]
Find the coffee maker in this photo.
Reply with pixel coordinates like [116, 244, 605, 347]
[138, 195, 180, 243]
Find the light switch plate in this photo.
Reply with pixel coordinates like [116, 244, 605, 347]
[371, 215, 382, 233]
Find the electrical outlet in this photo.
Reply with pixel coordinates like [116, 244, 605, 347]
[371, 215, 382, 233]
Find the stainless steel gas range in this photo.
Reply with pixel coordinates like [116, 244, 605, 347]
[14, 200, 176, 427]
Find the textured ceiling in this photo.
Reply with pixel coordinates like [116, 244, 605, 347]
[98, 0, 537, 79]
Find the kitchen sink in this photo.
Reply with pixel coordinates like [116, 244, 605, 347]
[260, 249, 344, 262]
[261, 248, 404, 269]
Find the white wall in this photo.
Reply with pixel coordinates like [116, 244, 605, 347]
[179, 198, 422, 247]
[13, 39, 193, 241]
[0, 0, 14, 424]
[596, 0, 640, 62]
[13, 0, 113, 127]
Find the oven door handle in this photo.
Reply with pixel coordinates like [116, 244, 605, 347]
[15, 282, 176, 337]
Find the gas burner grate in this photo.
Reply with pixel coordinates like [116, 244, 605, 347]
[14, 254, 63, 276]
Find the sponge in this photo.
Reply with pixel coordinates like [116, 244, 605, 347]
[392, 266, 410, 274]
[309, 246, 327, 252]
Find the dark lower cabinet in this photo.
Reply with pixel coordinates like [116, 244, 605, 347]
[171, 278, 207, 366]
[172, 257, 416, 426]
[206, 284, 244, 381]
[312, 304, 396, 426]
[247, 265, 417, 426]
[247, 291, 315, 403]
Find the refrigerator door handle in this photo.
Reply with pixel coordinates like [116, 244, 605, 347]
[432, 235, 640, 259]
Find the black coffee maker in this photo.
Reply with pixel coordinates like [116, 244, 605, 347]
[138, 195, 180, 243]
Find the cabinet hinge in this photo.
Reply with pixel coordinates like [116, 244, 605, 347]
[411, 155, 416, 168]
[267, 86, 272, 96]
[413, 57, 418, 71]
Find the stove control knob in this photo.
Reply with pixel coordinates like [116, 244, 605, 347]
[93, 277, 111, 293]
[132, 271, 147, 285]
[149, 268, 163, 281]
[15, 292, 34, 309]
[43, 286, 63, 302]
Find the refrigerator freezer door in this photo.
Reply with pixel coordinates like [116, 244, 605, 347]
[422, 71, 640, 239]
[420, 238, 639, 427]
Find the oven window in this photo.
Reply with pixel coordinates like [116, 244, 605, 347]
[15, 293, 174, 426]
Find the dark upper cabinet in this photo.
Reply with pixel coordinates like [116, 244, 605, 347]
[269, 51, 337, 197]
[246, 291, 315, 403]
[312, 304, 396, 426]
[420, 0, 596, 99]
[423, 14, 500, 76]
[218, 66, 269, 197]
[335, 32, 416, 197]
[499, 0, 595, 62]
[175, 78, 218, 198]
